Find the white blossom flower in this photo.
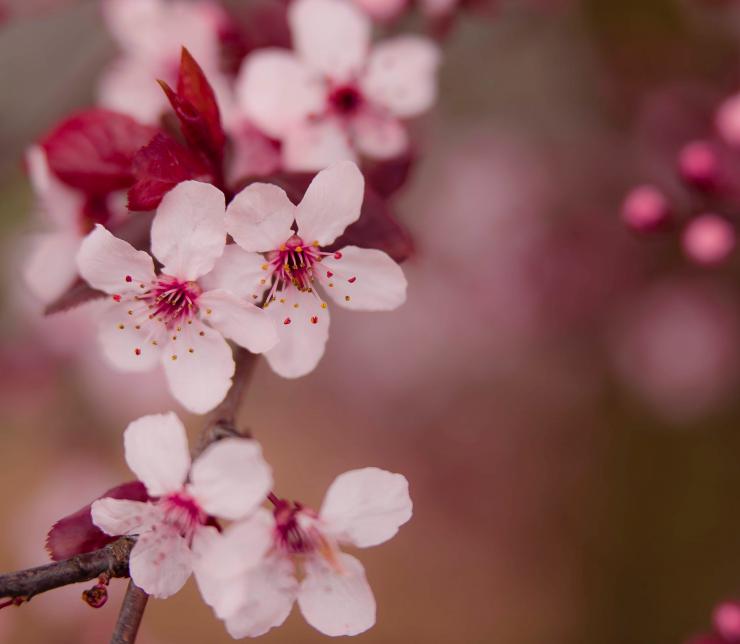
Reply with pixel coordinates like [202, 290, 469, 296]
[219, 161, 407, 378]
[91, 412, 273, 599]
[77, 180, 278, 413]
[196, 467, 412, 637]
[236, 0, 440, 171]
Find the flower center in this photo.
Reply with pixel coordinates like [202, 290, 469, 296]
[328, 84, 364, 116]
[274, 501, 316, 554]
[139, 276, 201, 329]
[160, 492, 206, 541]
[267, 235, 322, 293]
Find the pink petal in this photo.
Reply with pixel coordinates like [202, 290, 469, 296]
[717, 92, 740, 147]
[298, 553, 376, 636]
[236, 49, 324, 139]
[361, 36, 440, 117]
[320, 468, 412, 547]
[76, 225, 156, 294]
[96, 301, 165, 372]
[193, 511, 276, 615]
[199, 289, 279, 354]
[26, 145, 84, 229]
[223, 553, 299, 638]
[150, 180, 226, 281]
[129, 525, 193, 599]
[263, 287, 330, 378]
[123, 412, 191, 496]
[225, 183, 295, 253]
[352, 111, 408, 160]
[283, 118, 357, 172]
[161, 319, 235, 414]
[24, 232, 81, 304]
[289, 0, 370, 81]
[90, 498, 155, 536]
[295, 161, 364, 246]
[97, 58, 166, 125]
[353, 0, 407, 21]
[199, 244, 270, 303]
[316, 245, 406, 310]
[189, 438, 272, 520]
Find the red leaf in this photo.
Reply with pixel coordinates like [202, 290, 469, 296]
[262, 172, 415, 263]
[177, 48, 225, 156]
[46, 481, 149, 561]
[41, 109, 158, 195]
[361, 151, 416, 198]
[128, 133, 214, 211]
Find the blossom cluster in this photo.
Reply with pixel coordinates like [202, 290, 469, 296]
[19, 0, 445, 638]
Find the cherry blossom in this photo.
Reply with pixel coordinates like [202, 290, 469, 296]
[221, 161, 407, 378]
[91, 412, 273, 599]
[99, 0, 235, 126]
[196, 467, 412, 637]
[236, 0, 440, 171]
[77, 180, 278, 413]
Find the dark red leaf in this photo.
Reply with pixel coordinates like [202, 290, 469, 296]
[177, 47, 225, 157]
[46, 481, 149, 561]
[41, 109, 157, 195]
[262, 172, 415, 263]
[361, 151, 416, 198]
[128, 133, 215, 211]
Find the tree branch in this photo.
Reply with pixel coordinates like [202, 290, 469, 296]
[0, 537, 133, 601]
[110, 580, 149, 644]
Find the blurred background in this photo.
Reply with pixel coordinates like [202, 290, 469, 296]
[5, 0, 740, 643]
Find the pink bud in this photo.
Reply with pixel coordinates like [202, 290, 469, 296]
[717, 93, 740, 147]
[621, 185, 671, 232]
[678, 141, 720, 191]
[714, 601, 740, 642]
[682, 214, 736, 265]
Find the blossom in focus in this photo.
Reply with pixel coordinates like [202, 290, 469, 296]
[222, 161, 407, 377]
[236, 0, 440, 171]
[77, 180, 278, 413]
[196, 467, 412, 637]
[99, 0, 234, 126]
[91, 412, 272, 598]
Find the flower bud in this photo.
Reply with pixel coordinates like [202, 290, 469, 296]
[682, 214, 736, 265]
[678, 141, 720, 191]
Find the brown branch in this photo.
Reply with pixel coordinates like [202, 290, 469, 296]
[0, 537, 133, 601]
[110, 580, 149, 644]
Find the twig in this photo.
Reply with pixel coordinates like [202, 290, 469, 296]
[0, 537, 133, 601]
[110, 580, 149, 644]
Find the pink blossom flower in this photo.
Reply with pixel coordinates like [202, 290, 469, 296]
[23, 146, 89, 304]
[222, 161, 407, 377]
[196, 467, 412, 637]
[351, 0, 407, 22]
[99, 0, 233, 126]
[682, 213, 736, 265]
[77, 180, 278, 413]
[236, 0, 440, 171]
[91, 412, 273, 599]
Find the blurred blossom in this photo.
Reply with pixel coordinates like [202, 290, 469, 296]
[610, 280, 740, 422]
[716, 92, 740, 147]
[621, 184, 672, 233]
[682, 214, 736, 265]
[715, 601, 740, 641]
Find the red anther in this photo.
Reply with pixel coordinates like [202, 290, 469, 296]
[348, 276, 356, 283]
[326, 271, 334, 278]
[125, 275, 133, 282]
[134, 348, 142, 356]
[333, 251, 342, 259]
[112, 294, 122, 302]
[283, 318, 291, 325]
[310, 316, 318, 324]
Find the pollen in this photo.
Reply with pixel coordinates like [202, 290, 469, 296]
[328, 283, 334, 288]
[296, 246, 303, 253]
[171, 354, 177, 361]
[112, 294, 121, 302]
[348, 276, 357, 283]
[205, 308, 212, 315]
[134, 325, 141, 330]
[283, 317, 291, 325]
[127, 310, 133, 316]
[293, 303, 299, 309]
[320, 302, 327, 309]
[310, 316, 318, 324]
[151, 340, 158, 346]
[117, 324, 125, 330]
[259, 279, 266, 285]
[345, 295, 351, 302]
[199, 331, 205, 336]
[261, 263, 268, 270]
[188, 348, 194, 354]
[134, 348, 141, 356]
[125, 275, 132, 283]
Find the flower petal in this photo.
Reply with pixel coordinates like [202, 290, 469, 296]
[161, 318, 235, 414]
[129, 526, 193, 599]
[283, 118, 357, 173]
[295, 161, 364, 246]
[316, 245, 406, 310]
[263, 287, 330, 378]
[199, 244, 270, 303]
[96, 301, 165, 372]
[289, 0, 370, 81]
[77, 225, 156, 295]
[90, 498, 156, 536]
[225, 183, 295, 253]
[189, 438, 273, 520]
[26, 145, 84, 229]
[98, 58, 166, 125]
[352, 112, 408, 160]
[236, 49, 324, 139]
[24, 232, 81, 304]
[320, 468, 412, 548]
[224, 553, 299, 638]
[150, 180, 226, 281]
[198, 289, 278, 354]
[361, 36, 440, 118]
[298, 553, 376, 636]
[123, 412, 191, 496]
